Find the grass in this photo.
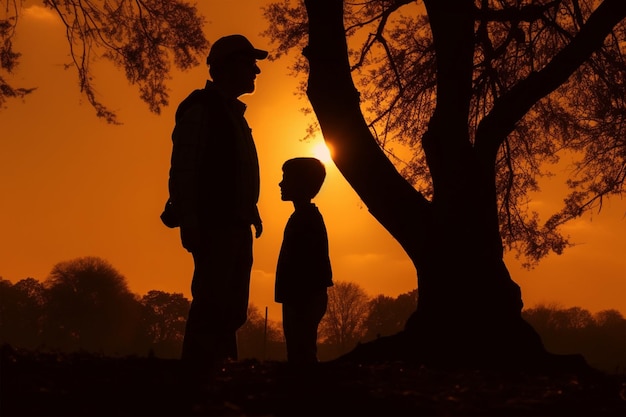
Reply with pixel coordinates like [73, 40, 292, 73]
[1, 346, 625, 416]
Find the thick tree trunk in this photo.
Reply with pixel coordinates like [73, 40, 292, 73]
[303, 0, 589, 371]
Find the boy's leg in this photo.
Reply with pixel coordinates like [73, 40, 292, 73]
[283, 291, 328, 365]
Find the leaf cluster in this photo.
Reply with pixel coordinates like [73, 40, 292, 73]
[1, 0, 209, 122]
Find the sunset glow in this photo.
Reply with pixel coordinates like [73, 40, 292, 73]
[1, 2, 624, 326]
[312, 140, 333, 164]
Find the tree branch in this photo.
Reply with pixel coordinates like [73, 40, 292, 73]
[475, 0, 626, 161]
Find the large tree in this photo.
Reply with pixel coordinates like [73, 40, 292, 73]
[263, 0, 625, 369]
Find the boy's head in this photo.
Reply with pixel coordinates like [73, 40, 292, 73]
[280, 157, 326, 201]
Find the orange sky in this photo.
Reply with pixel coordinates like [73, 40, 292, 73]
[1, 2, 624, 323]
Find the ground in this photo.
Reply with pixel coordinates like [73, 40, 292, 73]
[1, 346, 625, 416]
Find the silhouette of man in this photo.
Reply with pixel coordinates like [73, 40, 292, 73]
[275, 157, 333, 367]
[167, 34, 267, 378]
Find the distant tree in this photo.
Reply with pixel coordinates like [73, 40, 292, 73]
[320, 281, 371, 357]
[524, 304, 595, 330]
[263, 0, 625, 368]
[0, 0, 208, 121]
[43, 256, 142, 355]
[554, 307, 595, 329]
[523, 305, 626, 373]
[361, 295, 396, 342]
[0, 277, 46, 349]
[138, 290, 189, 358]
[587, 309, 626, 373]
[238, 304, 284, 361]
[0, 279, 13, 337]
[362, 289, 417, 342]
[594, 309, 626, 328]
[520, 303, 558, 336]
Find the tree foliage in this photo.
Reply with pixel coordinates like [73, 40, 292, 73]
[0, 0, 208, 122]
[0, 277, 46, 349]
[362, 289, 417, 342]
[139, 290, 189, 358]
[523, 304, 626, 372]
[237, 304, 285, 361]
[262, 0, 626, 266]
[1, 272, 624, 372]
[320, 281, 371, 356]
[43, 256, 142, 355]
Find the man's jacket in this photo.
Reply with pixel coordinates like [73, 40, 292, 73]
[168, 80, 261, 232]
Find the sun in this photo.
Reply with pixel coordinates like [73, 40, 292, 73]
[311, 141, 333, 164]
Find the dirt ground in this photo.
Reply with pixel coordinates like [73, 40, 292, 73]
[1, 347, 625, 416]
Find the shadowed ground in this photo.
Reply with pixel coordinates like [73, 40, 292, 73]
[1, 346, 624, 416]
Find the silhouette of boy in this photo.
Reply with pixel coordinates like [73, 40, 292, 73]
[275, 157, 333, 367]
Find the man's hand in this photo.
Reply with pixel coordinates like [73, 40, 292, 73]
[253, 220, 263, 238]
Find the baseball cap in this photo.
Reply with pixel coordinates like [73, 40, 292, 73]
[207, 34, 269, 65]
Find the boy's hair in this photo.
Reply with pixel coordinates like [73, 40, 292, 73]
[282, 157, 326, 198]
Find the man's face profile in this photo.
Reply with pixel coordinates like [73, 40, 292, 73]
[221, 53, 261, 96]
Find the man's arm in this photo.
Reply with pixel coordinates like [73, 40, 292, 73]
[169, 102, 206, 251]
